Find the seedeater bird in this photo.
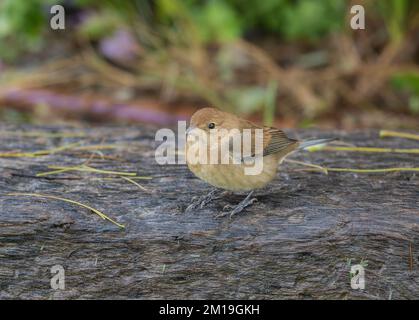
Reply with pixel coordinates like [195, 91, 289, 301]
[185, 107, 334, 217]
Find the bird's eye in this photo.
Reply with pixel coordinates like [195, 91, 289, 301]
[208, 122, 215, 129]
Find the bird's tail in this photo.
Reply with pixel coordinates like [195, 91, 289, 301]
[297, 138, 336, 150]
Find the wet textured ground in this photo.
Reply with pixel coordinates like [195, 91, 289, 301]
[0, 125, 418, 299]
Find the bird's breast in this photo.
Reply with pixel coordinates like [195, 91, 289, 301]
[186, 155, 280, 192]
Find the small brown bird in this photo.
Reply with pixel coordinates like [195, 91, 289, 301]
[185, 107, 334, 217]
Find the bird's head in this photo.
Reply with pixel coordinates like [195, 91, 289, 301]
[187, 107, 240, 136]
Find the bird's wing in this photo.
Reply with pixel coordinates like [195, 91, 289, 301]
[261, 127, 298, 157]
[234, 120, 298, 159]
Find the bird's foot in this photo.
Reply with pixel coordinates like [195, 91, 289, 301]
[185, 189, 225, 213]
[216, 191, 257, 219]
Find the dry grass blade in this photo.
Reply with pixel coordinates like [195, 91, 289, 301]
[0, 142, 121, 158]
[0, 142, 83, 157]
[33, 142, 84, 155]
[75, 145, 121, 151]
[379, 130, 419, 141]
[36, 166, 80, 176]
[284, 159, 328, 174]
[120, 176, 149, 192]
[125, 176, 153, 180]
[7, 192, 125, 229]
[0, 131, 86, 138]
[309, 146, 419, 154]
[37, 164, 137, 177]
[301, 167, 419, 173]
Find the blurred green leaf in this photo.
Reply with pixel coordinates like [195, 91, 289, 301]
[299, 118, 315, 129]
[77, 11, 120, 40]
[379, 0, 409, 44]
[409, 96, 419, 114]
[228, 0, 345, 40]
[227, 86, 267, 114]
[227, 82, 278, 118]
[391, 72, 419, 92]
[196, 1, 242, 42]
[391, 72, 419, 114]
[263, 80, 278, 126]
[0, 0, 50, 59]
[0, 107, 33, 124]
[157, 0, 188, 20]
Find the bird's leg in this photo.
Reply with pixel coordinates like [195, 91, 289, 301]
[217, 191, 258, 218]
[185, 188, 226, 213]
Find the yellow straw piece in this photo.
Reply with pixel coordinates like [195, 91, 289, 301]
[120, 176, 149, 192]
[36, 164, 137, 177]
[309, 146, 419, 154]
[0, 131, 86, 138]
[379, 130, 419, 141]
[284, 159, 328, 174]
[7, 193, 125, 228]
[126, 176, 153, 180]
[0, 142, 82, 157]
[36, 166, 81, 177]
[75, 145, 120, 151]
[33, 142, 83, 155]
[302, 167, 419, 173]
[305, 145, 328, 152]
[0, 143, 119, 158]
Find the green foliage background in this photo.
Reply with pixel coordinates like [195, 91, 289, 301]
[1, 0, 419, 119]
